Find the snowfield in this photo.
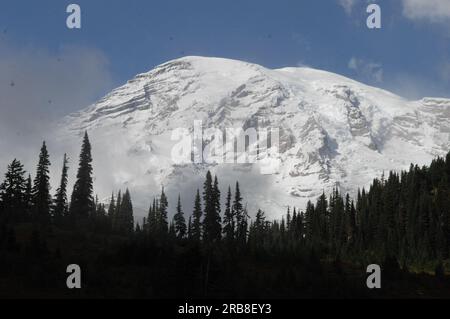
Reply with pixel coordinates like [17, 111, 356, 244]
[56, 56, 450, 218]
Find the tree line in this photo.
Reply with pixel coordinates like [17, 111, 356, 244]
[0, 132, 449, 297]
[1, 132, 450, 266]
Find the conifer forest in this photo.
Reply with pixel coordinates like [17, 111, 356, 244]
[1, 132, 450, 298]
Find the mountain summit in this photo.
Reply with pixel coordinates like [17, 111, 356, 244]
[58, 56, 450, 217]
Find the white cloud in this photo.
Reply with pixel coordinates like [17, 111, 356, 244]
[0, 41, 114, 179]
[401, 0, 450, 22]
[348, 57, 384, 83]
[337, 0, 357, 15]
[384, 71, 450, 100]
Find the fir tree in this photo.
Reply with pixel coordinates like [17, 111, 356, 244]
[0, 159, 27, 223]
[32, 142, 52, 223]
[69, 132, 94, 222]
[222, 186, 234, 241]
[233, 182, 247, 244]
[108, 192, 116, 218]
[174, 195, 187, 239]
[159, 187, 169, 234]
[113, 190, 122, 231]
[24, 174, 33, 219]
[116, 189, 134, 234]
[53, 154, 69, 224]
[252, 209, 266, 246]
[203, 172, 221, 242]
[147, 198, 157, 235]
[192, 189, 203, 242]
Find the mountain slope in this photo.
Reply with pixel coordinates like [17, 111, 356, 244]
[56, 56, 450, 217]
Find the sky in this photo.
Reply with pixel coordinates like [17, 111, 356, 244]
[0, 0, 449, 178]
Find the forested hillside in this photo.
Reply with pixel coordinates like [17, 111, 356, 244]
[0, 133, 449, 298]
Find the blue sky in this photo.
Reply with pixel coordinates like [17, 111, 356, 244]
[0, 0, 449, 118]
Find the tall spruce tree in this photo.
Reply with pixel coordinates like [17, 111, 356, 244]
[32, 142, 52, 223]
[53, 154, 69, 224]
[69, 132, 94, 222]
[147, 198, 157, 235]
[117, 189, 134, 234]
[113, 190, 122, 231]
[159, 187, 169, 234]
[192, 189, 203, 241]
[233, 182, 247, 244]
[108, 192, 116, 218]
[174, 195, 187, 239]
[251, 209, 266, 246]
[24, 174, 33, 219]
[0, 159, 27, 223]
[222, 186, 234, 241]
[203, 172, 222, 242]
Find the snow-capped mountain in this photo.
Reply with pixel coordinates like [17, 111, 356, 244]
[56, 56, 450, 218]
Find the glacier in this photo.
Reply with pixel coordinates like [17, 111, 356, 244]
[55, 56, 450, 218]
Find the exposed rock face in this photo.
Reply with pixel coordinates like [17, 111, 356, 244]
[57, 56, 450, 217]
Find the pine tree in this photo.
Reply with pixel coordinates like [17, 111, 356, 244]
[304, 200, 315, 244]
[0, 159, 27, 223]
[159, 187, 169, 234]
[69, 132, 94, 222]
[113, 190, 122, 231]
[252, 209, 266, 246]
[203, 172, 221, 242]
[222, 186, 234, 241]
[24, 174, 33, 219]
[123, 189, 134, 234]
[192, 189, 202, 242]
[317, 192, 328, 243]
[286, 207, 291, 232]
[53, 154, 69, 224]
[213, 175, 222, 225]
[233, 182, 247, 244]
[32, 142, 52, 224]
[147, 198, 157, 235]
[108, 192, 116, 218]
[174, 195, 187, 239]
[349, 200, 357, 246]
[94, 200, 107, 231]
[115, 189, 134, 234]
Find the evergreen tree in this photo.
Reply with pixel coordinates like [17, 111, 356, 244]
[174, 195, 187, 239]
[192, 189, 202, 242]
[159, 187, 169, 234]
[147, 198, 157, 235]
[222, 186, 234, 241]
[304, 200, 315, 244]
[113, 190, 122, 231]
[69, 132, 94, 222]
[108, 192, 116, 218]
[251, 209, 266, 248]
[203, 172, 221, 242]
[32, 142, 52, 223]
[0, 159, 27, 223]
[115, 189, 134, 234]
[233, 182, 247, 244]
[53, 154, 69, 224]
[24, 174, 33, 219]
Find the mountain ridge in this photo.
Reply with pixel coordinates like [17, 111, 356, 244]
[56, 56, 450, 217]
